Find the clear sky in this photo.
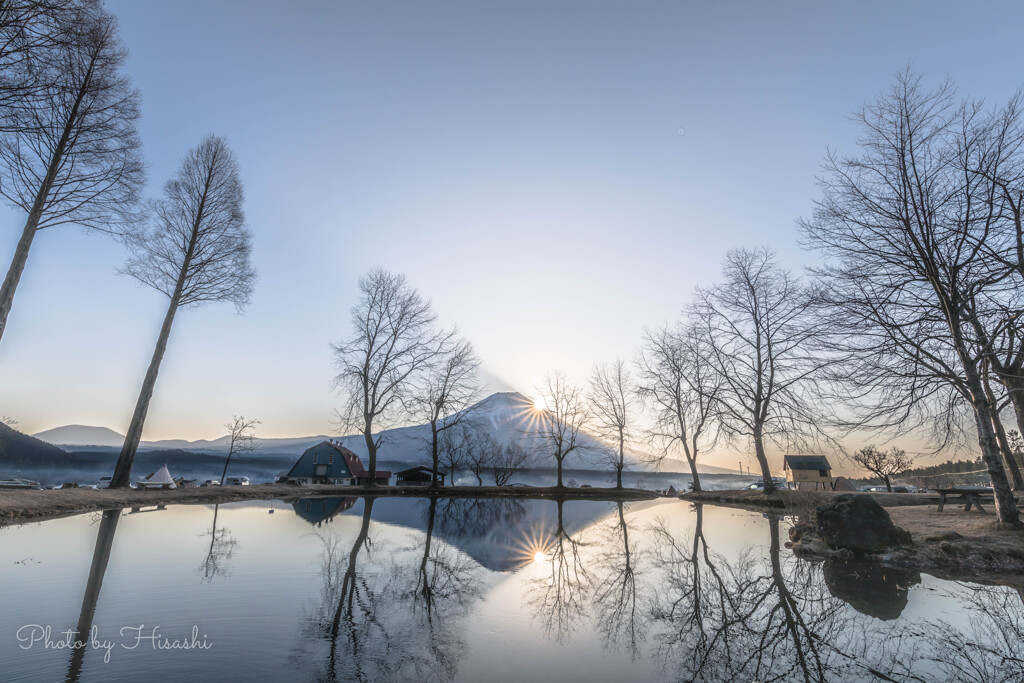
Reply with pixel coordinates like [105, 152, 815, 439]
[2, 1, 1023, 466]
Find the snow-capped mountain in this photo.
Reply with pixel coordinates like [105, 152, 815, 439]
[32, 392, 738, 473]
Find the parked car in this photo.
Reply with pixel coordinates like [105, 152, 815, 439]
[744, 477, 789, 491]
[200, 479, 221, 487]
[97, 476, 113, 489]
[862, 485, 912, 493]
[226, 477, 250, 486]
[0, 478, 42, 490]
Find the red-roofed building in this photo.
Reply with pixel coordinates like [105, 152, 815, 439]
[285, 440, 391, 486]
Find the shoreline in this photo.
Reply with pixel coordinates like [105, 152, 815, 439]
[680, 488, 1024, 587]
[0, 483, 661, 525]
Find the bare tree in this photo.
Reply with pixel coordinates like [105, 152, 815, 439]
[851, 445, 913, 492]
[463, 429, 497, 486]
[492, 442, 531, 486]
[587, 358, 638, 489]
[196, 504, 238, 582]
[110, 136, 255, 488]
[220, 415, 259, 485]
[535, 371, 589, 489]
[801, 71, 1022, 526]
[1, 415, 17, 428]
[692, 248, 825, 494]
[414, 333, 479, 487]
[333, 268, 442, 487]
[0, 1, 143, 344]
[0, 1, 79, 115]
[437, 427, 467, 486]
[637, 322, 721, 492]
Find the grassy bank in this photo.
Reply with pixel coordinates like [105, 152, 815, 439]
[681, 488, 1024, 585]
[0, 483, 662, 524]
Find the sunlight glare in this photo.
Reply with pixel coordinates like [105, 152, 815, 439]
[532, 395, 546, 411]
[533, 550, 548, 563]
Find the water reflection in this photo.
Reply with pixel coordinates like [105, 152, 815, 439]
[527, 499, 593, 644]
[6, 497, 1024, 682]
[66, 509, 121, 683]
[298, 498, 485, 682]
[590, 501, 647, 659]
[196, 504, 239, 582]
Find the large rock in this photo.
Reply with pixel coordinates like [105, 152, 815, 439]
[815, 494, 912, 553]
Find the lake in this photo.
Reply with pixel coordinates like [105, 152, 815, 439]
[0, 497, 1020, 682]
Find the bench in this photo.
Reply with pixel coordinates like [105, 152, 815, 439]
[935, 486, 994, 513]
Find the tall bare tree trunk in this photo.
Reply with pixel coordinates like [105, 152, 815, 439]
[0, 213, 40, 343]
[753, 423, 775, 494]
[363, 420, 377, 488]
[970, 384, 1021, 527]
[110, 289, 181, 488]
[985, 375, 1024, 491]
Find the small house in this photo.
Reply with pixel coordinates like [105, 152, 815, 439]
[395, 466, 446, 486]
[285, 440, 391, 486]
[783, 455, 835, 491]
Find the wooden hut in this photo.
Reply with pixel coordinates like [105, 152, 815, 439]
[783, 455, 835, 491]
[395, 466, 446, 486]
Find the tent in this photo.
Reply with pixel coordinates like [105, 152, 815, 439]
[137, 464, 177, 489]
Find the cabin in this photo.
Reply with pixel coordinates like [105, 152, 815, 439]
[394, 466, 446, 486]
[291, 496, 357, 526]
[285, 440, 391, 486]
[783, 455, 835, 491]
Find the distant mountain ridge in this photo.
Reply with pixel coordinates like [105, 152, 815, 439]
[32, 392, 740, 474]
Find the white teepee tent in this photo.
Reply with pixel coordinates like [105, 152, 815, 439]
[138, 464, 177, 489]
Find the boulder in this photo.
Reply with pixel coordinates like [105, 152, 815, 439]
[815, 494, 912, 553]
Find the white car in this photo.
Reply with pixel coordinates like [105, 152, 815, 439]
[744, 478, 790, 491]
[226, 477, 250, 486]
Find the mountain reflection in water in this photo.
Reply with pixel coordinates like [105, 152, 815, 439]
[0, 497, 1022, 682]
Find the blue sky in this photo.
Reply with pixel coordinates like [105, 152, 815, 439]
[1, 1, 1023, 464]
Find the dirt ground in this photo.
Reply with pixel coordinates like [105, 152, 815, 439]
[0, 483, 661, 525]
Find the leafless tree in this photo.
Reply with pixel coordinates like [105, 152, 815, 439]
[459, 429, 497, 486]
[0, 1, 79, 115]
[800, 71, 1022, 526]
[1, 415, 17, 428]
[0, 1, 143, 344]
[691, 247, 826, 494]
[333, 268, 443, 487]
[637, 322, 721, 492]
[110, 136, 254, 488]
[851, 445, 912, 492]
[437, 427, 467, 485]
[587, 358, 638, 489]
[220, 415, 259, 485]
[535, 371, 589, 489]
[492, 441, 531, 485]
[414, 333, 479, 487]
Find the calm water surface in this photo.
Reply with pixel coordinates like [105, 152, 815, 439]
[0, 497, 1020, 682]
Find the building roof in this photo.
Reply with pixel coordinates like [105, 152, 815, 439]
[783, 455, 832, 470]
[395, 465, 447, 477]
[288, 440, 392, 480]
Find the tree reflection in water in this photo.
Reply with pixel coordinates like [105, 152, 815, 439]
[590, 501, 648, 659]
[299, 497, 484, 683]
[527, 499, 593, 644]
[196, 504, 239, 582]
[65, 509, 122, 683]
[648, 504, 921, 683]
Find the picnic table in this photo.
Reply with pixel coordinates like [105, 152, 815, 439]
[935, 486, 994, 513]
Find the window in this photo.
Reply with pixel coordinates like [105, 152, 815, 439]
[819, 469, 829, 477]
[329, 453, 334, 465]
[313, 453, 318, 464]
[315, 464, 328, 476]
